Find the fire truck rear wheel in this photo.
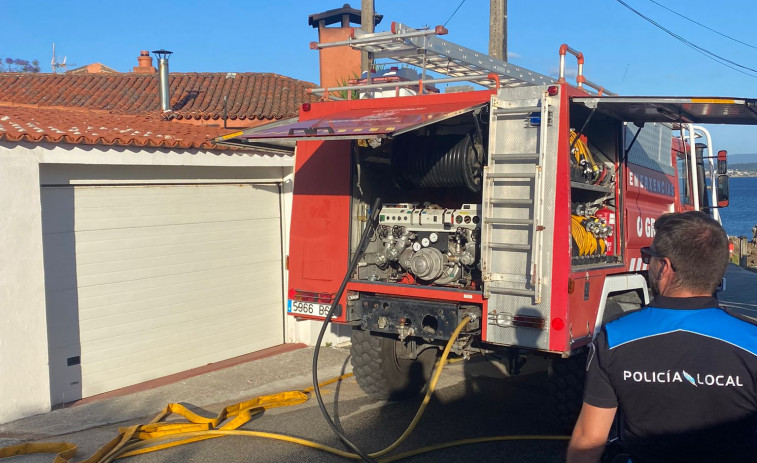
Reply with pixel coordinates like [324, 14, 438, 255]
[350, 328, 437, 401]
[547, 351, 587, 432]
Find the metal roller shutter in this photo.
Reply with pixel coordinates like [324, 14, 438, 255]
[42, 183, 284, 403]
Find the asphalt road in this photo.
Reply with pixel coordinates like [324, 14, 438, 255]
[18, 356, 569, 463]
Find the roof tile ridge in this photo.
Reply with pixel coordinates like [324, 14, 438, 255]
[0, 102, 40, 109]
[259, 72, 316, 87]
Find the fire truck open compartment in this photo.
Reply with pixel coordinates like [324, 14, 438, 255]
[349, 105, 488, 291]
[567, 100, 621, 268]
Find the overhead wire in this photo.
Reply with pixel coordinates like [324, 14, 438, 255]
[443, 0, 467, 27]
[646, 0, 757, 51]
[614, 0, 757, 79]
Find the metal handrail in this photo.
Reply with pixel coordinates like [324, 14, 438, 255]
[558, 44, 616, 96]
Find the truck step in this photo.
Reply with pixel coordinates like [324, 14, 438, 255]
[493, 105, 541, 116]
[488, 243, 532, 251]
[491, 153, 540, 162]
[486, 172, 536, 179]
[484, 218, 534, 226]
[487, 286, 536, 297]
[489, 198, 534, 206]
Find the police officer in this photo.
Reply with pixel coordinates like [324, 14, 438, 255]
[567, 211, 757, 463]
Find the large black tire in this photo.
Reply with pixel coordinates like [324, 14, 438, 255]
[350, 329, 437, 401]
[548, 351, 587, 432]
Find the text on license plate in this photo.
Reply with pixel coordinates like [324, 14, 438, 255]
[287, 300, 334, 318]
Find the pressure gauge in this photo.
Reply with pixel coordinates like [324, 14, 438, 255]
[412, 242, 422, 252]
[421, 237, 430, 247]
[429, 232, 438, 243]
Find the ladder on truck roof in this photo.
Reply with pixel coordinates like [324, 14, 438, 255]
[310, 22, 556, 94]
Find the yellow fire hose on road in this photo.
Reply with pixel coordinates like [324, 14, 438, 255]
[0, 317, 569, 462]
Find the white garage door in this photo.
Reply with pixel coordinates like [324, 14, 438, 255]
[42, 183, 284, 403]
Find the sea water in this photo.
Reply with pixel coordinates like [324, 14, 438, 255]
[719, 177, 757, 238]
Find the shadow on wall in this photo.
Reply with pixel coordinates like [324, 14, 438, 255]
[40, 185, 83, 406]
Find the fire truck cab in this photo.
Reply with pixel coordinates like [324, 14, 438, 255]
[219, 24, 757, 425]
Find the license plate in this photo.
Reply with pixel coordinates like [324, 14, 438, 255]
[287, 300, 334, 318]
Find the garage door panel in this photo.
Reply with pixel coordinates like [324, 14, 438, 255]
[76, 251, 259, 287]
[75, 211, 262, 231]
[76, 238, 258, 266]
[79, 277, 282, 335]
[74, 220, 262, 252]
[79, 287, 258, 334]
[80, 309, 280, 372]
[75, 260, 277, 300]
[73, 185, 280, 231]
[74, 218, 281, 263]
[43, 183, 285, 403]
[82, 332, 281, 397]
[74, 183, 278, 204]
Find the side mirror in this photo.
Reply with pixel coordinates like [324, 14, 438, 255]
[716, 175, 729, 207]
[717, 150, 728, 175]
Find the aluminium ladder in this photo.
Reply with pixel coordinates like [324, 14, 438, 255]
[481, 96, 550, 304]
[311, 22, 555, 92]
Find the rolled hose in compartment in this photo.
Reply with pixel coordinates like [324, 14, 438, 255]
[391, 133, 483, 192]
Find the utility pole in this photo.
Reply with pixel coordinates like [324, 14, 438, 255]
[489, 0, 507, 61]
[361, 0, 375, 74]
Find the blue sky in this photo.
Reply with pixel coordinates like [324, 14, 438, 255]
[4, 0, 757, 159]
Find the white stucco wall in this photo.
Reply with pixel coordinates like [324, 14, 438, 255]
[0, 141, 295, 424]
[0, 144, 51, 423]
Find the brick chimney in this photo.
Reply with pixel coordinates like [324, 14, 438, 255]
[132, 51, 156, 74]
[308, 4, 382, 90]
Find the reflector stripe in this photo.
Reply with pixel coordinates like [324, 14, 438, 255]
[635, 259, 643, 271]
[629, 258, 636, 271]
[691, 98, 735, 104]
[219, 130, 244, 140]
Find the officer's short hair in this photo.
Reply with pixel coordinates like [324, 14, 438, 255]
[653, 211, 729, 293]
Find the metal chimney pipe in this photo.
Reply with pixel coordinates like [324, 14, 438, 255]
[152, 49, 173, 111]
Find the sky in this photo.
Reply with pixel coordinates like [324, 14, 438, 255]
[3, 0, 757, 160]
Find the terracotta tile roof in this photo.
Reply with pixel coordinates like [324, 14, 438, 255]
[0, 72, 318, 122]
[0, 104, 230, 150]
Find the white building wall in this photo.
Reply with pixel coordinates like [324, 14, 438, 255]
[0, 144, 51, 423]
[0, 141, 294, 424]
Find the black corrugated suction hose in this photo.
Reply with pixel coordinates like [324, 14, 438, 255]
[312, 196, 382, 463]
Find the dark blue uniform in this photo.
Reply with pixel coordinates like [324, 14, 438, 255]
[585, 296, 757, 463]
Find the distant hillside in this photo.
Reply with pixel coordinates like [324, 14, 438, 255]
[727, 154, 757, 164]
[731, 162, 757, 171]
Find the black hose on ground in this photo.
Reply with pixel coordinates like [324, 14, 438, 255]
[312, 196, 382, 463]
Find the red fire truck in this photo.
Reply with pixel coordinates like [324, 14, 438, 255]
[220, 24, 756, 426]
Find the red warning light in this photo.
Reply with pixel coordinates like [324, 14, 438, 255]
[301, 103, 311, 112]
[551, 318, 565, 331]
[547, 86, 559, 96]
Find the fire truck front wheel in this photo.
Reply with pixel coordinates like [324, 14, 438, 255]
[350, 328, 437, 401]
